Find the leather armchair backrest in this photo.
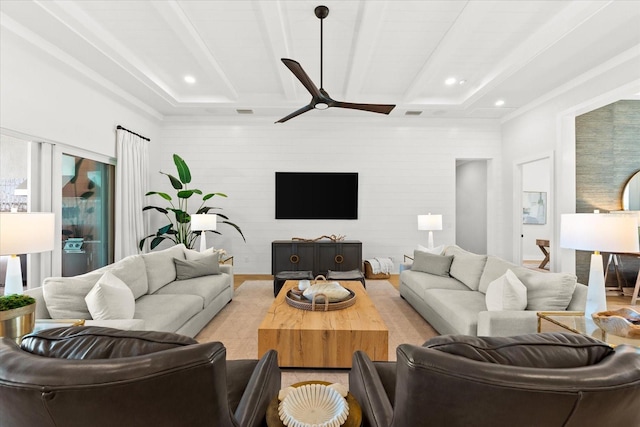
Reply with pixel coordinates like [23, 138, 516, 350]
[1, 335, 238, 427]
[392, 339, 640, 427]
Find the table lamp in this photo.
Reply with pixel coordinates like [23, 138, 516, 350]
[418, 213, 443, 249]
[191, 213, 217, 252]
[0, 212, 56, 295]
[560, 212, 639, 317]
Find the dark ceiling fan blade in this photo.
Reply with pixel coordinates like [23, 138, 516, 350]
[281, 58, 322, 98]
[333, 101, 396, 115]
[276, 104, 314, 123]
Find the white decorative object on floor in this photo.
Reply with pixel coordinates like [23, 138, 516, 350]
[561, 212, 639, 318]
[0, 212, 55, 295]
[191, 213, 217, 252]
[418, 213, 442, 249]
[278, 383, 348, 427]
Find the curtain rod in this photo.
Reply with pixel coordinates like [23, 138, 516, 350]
[116, 125, 150, 141]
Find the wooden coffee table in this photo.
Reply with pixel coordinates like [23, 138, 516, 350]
[258, 280, 388, 368]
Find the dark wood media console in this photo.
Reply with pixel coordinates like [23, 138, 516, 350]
[271, 240, 363, 277]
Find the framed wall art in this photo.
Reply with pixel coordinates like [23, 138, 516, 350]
[523, 192, 547, 225]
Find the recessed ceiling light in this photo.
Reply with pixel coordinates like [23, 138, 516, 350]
[458, 79, 467, 85]
[184, 75, 196, 84]
[495, 100, 505, 107]
[445, 77, 457, 86]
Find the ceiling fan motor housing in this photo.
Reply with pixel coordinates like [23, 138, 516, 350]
[315, 6, 329, 19]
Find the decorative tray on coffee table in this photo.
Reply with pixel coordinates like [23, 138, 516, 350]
[285, 288, 356, 312]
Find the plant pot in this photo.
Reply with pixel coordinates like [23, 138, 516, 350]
[0, 303, 36, 343]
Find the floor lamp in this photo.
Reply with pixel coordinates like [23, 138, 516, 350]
[418, 213, 442, 249]
[560, 212, 639, 318]
[191, 214, 217, 252]
[0, 212, 55, 295]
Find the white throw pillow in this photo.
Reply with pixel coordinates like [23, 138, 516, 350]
[85, 271, 136, 320]
[485, 270, 527, 311]
[303, 282, 351, 303]
[185, 247, 226, 261]
[417, 244, 445, 255]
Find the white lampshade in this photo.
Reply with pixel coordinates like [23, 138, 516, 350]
[191, 214, 217, 252]
[1, 212, 55, 295]
[560, 213, 639, 253]
[560, 212, 639, 318]
[0, 212, 56, 256]
[417, 214, 443, 231]
[190, 214, 217, 231]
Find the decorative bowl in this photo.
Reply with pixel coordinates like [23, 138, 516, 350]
[278, 383, 349, 427]
[592, 308, 640, 338]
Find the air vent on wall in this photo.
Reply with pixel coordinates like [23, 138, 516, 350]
[236, 109, 254, 115]
[405, 111, 422, 116]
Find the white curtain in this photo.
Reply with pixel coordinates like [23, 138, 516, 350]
[115, 128, 149, 261]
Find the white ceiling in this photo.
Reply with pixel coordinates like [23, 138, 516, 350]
[1, 0, 639, 121]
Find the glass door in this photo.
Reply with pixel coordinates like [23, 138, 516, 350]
[61, 154, 114, 276]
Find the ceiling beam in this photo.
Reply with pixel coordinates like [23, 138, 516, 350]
[343, 1, 389, 100]
[254, 0, 297, 100]
[152, 1, 238, 102]
[33, 0, 179, 105]
[401, 1, 469, 104]
[461, 0, 616, 111]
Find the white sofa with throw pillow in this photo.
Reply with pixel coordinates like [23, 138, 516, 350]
[25, 244, 232, 337]
[399, 245, 588, 337]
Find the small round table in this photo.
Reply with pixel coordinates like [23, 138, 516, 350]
[265, 380, 362, 427]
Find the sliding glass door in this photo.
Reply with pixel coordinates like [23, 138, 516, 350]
[61, 154, 114, 276]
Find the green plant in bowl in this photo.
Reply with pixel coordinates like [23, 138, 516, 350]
[0, 294, 36, 342]
[0, 294, 35, 311]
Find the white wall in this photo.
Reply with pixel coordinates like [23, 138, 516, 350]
[156, 117, 502, 273]
[501, 49, 640, 272]
[0, 28, 160, 157]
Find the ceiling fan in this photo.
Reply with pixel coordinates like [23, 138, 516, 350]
[276, 5, 395, 123]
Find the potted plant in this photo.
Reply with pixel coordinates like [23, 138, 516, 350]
[0, 294, 36, 342]
[139, 154, 246, 251]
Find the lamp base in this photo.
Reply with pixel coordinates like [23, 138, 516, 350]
[199, 233, 207, 252]
[585, 253, 607, 318]
[4, 255, 24, 295]
[427, 231, 434, 249]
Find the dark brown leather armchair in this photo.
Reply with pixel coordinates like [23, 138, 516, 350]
[0, 327, 281, 427]
[350, 333, 640, 427]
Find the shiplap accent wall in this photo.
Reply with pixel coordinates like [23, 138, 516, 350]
[154, 117, 502, 274]
[575, 100, 640, 286]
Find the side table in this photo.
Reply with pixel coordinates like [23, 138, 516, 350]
[265, 381, 362, 427]
[535, 239, 550, 269]
[32, 319, 85, 335]
[537, 311, 639, 349]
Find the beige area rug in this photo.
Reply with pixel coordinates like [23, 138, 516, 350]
[196, 280, 438, 387]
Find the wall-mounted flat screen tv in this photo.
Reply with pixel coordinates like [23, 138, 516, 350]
[275, 172, 358, 220]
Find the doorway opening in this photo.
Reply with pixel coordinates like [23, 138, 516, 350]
[456, 159, 488, 254]
[515, 155, 553, 269]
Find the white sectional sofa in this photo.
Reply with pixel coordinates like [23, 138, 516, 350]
[25, 244, 233, 337]
[400, 245, 587, 337]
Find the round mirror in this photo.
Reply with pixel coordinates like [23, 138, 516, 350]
[622, 170, 640, 210]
